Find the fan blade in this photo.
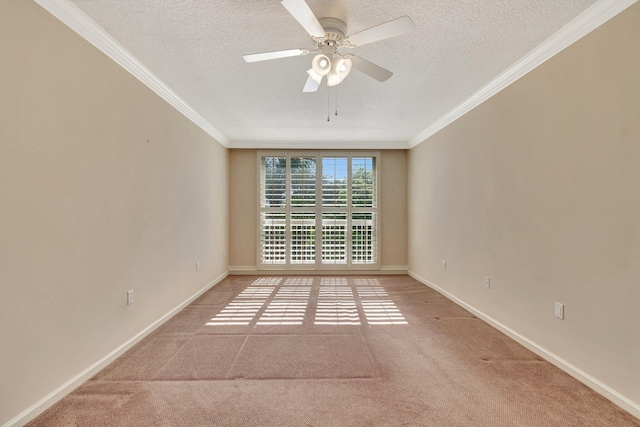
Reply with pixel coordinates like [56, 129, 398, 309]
[281, 0, 326, 38]
[243, 48, 308, 63]
[346, 16, 414, 47]
[303, 75, 320, 92]
[347, 55, 393, 82]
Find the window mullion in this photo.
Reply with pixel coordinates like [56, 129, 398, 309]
[315, 153, 322, 268]
[347, 153, 352, 268]
[285, 153, 291, 269]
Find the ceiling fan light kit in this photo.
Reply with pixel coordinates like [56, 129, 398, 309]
[308, 52, 352, 87]
[326, 57, 352, 87]
[243, 0, 415, 92]
[311, 53, 331, 76]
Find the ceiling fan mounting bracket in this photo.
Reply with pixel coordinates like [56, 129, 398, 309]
[313, 17, 348, 51]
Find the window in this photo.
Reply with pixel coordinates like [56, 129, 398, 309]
[259, 151, 379, 269]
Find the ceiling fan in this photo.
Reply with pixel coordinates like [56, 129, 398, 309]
[243, 0, 415, 92]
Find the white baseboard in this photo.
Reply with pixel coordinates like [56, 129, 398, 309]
[228, 266, 408, 275]
[380, 265, 409, 273]
[4, 271, 229, 427]
[408, 271, 640, 420]
[228, 265, 257, 273]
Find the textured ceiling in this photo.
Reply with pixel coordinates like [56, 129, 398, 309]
[69, 0, 598, 146]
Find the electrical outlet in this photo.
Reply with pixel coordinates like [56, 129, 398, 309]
[484, 277, 490, 289]
[196, 261, 200, 271]
[442, 260, 446, 270]
[127, 290, 134, 305]
[555, 302, 564, 319]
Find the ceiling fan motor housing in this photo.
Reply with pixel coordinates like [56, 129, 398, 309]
[318, 17, 347, 44]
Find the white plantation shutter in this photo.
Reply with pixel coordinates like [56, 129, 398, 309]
[290, 212, 315, 264]
[351, 157, 377, 264]
[322, 212, 347, 264]
[258, 151, 378, 269]
[290, 157, 316, 207]
[321, 156, 348, 265]
[321, 157, 348, 208]
[260, 212, 286, 264]
[290, 157, 316, 265]
[260, 156, 286, 265]
[351, 212, 377, 264]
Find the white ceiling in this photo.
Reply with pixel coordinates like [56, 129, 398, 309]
[64, 0, 604, 148]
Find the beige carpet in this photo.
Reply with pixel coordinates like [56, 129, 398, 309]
[29, 275, 640, 426]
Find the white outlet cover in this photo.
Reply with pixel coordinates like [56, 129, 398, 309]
[484, 277, 490, 288]
[127, 290, 134, 305]
[555, 302, 564, 319]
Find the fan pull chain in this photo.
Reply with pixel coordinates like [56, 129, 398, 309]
[325, 87, 340, 121]
[327, 86, 330, 122]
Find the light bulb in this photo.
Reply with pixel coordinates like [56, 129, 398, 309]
[326, 57, 352, 86]
[336, 58, 352, 79]
[311, 54, 331, 76]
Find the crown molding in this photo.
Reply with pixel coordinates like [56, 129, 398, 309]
[228, 140, 410, 150]
[33, 0, 230, 147]
[33, 0, 635, 151]
[408, 0, 638, 148]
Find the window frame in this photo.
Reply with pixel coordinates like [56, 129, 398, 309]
[257, 150, 380, 270]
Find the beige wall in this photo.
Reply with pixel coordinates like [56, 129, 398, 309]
[229, 150, 258, 268]
[228, 149, 408, 270]
[380, 150, 408, 267]
[0, 1, 228, 424]
[408, 2, 640, 413]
